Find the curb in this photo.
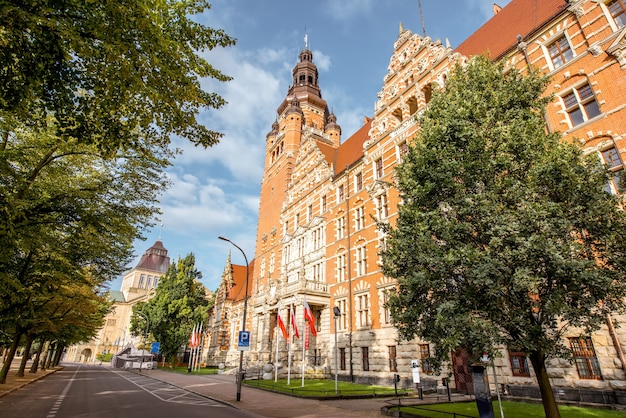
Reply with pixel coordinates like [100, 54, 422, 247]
[0, 367, 64, 399]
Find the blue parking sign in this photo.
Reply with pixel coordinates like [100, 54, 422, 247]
[238, 331, 250, 351]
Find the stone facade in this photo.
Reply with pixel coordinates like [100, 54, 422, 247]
[207, 0, 626, 393]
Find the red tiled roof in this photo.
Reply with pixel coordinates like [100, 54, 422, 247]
[231, 260, 254, 302]
[335, 117, 372, 175]
[455, 0, 568, 59]
[317, 140, 336, 168]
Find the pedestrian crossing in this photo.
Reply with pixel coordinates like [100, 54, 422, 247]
[111, 369, 226, 407]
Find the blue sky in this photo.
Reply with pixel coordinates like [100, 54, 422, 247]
[110, 0, 512, 292]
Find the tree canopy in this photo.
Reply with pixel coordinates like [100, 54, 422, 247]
[0, 0, 234, 380]
[131, 254, 211, 365]
[1, 0, 236, 153]
[381, 56, 626, 418]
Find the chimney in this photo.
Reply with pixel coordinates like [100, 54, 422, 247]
[493, 3, 502, 15]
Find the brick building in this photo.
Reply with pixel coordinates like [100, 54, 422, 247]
[207, 0, 626, 394]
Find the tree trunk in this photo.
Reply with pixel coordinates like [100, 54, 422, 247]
[16, 334, 34, 377]
[44, 342, 56, 369]
[52, 344, 64, 367]
[30, 338, 45, 374]
[40, 341, 50, 371]
[529, 350, 561, 418]
[0, 330, 23, 384]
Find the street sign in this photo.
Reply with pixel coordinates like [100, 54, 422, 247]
[238, 331, 250, 351]
[151, 341, 161, 354]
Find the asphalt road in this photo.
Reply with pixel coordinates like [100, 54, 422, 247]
[0, 363, 260, 418]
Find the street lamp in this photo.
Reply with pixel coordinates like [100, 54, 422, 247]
[333, 306, 341, 394]
[219, 236, 250, 402]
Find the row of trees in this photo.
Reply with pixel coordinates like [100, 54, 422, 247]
[382, 56, 626, 418]
[0, 0, 234, 383]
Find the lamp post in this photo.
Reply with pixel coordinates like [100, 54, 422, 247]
[333, 306, 340, 394]
[136, 311, 149, 373]
[219, 236, 250, 402]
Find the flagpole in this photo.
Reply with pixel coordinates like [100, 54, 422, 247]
[301, 297, 306, 387]
[191, 323, 196, 372]
[287, 315, 292, 385]
[275, 304, 281, 382]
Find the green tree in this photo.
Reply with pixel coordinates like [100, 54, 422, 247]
[381, 56, 626, 418]
[131, 254, 209, 365]
[0, 122, 161, 382]
[1, 0, 235, 153]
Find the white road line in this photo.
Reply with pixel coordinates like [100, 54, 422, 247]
[46, 366, 81, 417]
[109, 370, 224, 407]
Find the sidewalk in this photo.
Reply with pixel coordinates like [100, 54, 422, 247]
[0, 358, 62, 398]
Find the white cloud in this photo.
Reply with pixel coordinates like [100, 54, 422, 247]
[312, 49, 332, 72]
[323, 0, 374, 21]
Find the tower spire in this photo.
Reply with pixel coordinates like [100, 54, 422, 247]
[304, 28, 309, 49]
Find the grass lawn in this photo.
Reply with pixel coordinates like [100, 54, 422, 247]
[156, 365, 219, 375]
[245, 378, 407, 397]
[400, 400, 626, 418]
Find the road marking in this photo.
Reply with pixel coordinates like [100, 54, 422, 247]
[110, 369, 225, 407]
[46, 365, 81, 418]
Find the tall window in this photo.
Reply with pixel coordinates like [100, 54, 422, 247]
[138, 274, 145, 288]
[509, 351, 531, 377]
[147, 275, 152, 288]
[313, 226, 324, 249]
[547, 35, 573, 68]
[269, 253, 275, 274]
[355, 172, 363, 192]
[420, 344, 433, 374]
[338, 184, 345, 202]
[562, 84, 601, 127]
[356, 293, 370, 327]
[362, 347, 370, 371]
[569, 337, 602, 380]
[337, 299, 348, 330]
[389, 346, 398, 372]
[608, 0, 626, 27]
[312, 261, 324, 282]
[375, 158, 384, 179]
[397, 141, 409, 163]
[601, 146, 624, 194]
[321, 195, 327, 213]
[260, 258, 266, 277]
[340, 348, 346, 370]
[307, 205, 313, 223]
[354, 206, 365, 230]
[355, 246, 367, 276]
[376, 193, 389, 220]
[153, 277, 159, 287]
[336, 217, 346, 239]
[381, 287, 393, 324]
[336, 253, 347, 282]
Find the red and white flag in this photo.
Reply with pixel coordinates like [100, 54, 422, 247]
[303, 298, 317, 337]
[277, 304, 288, 339]
[290, 305, 299, 339]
